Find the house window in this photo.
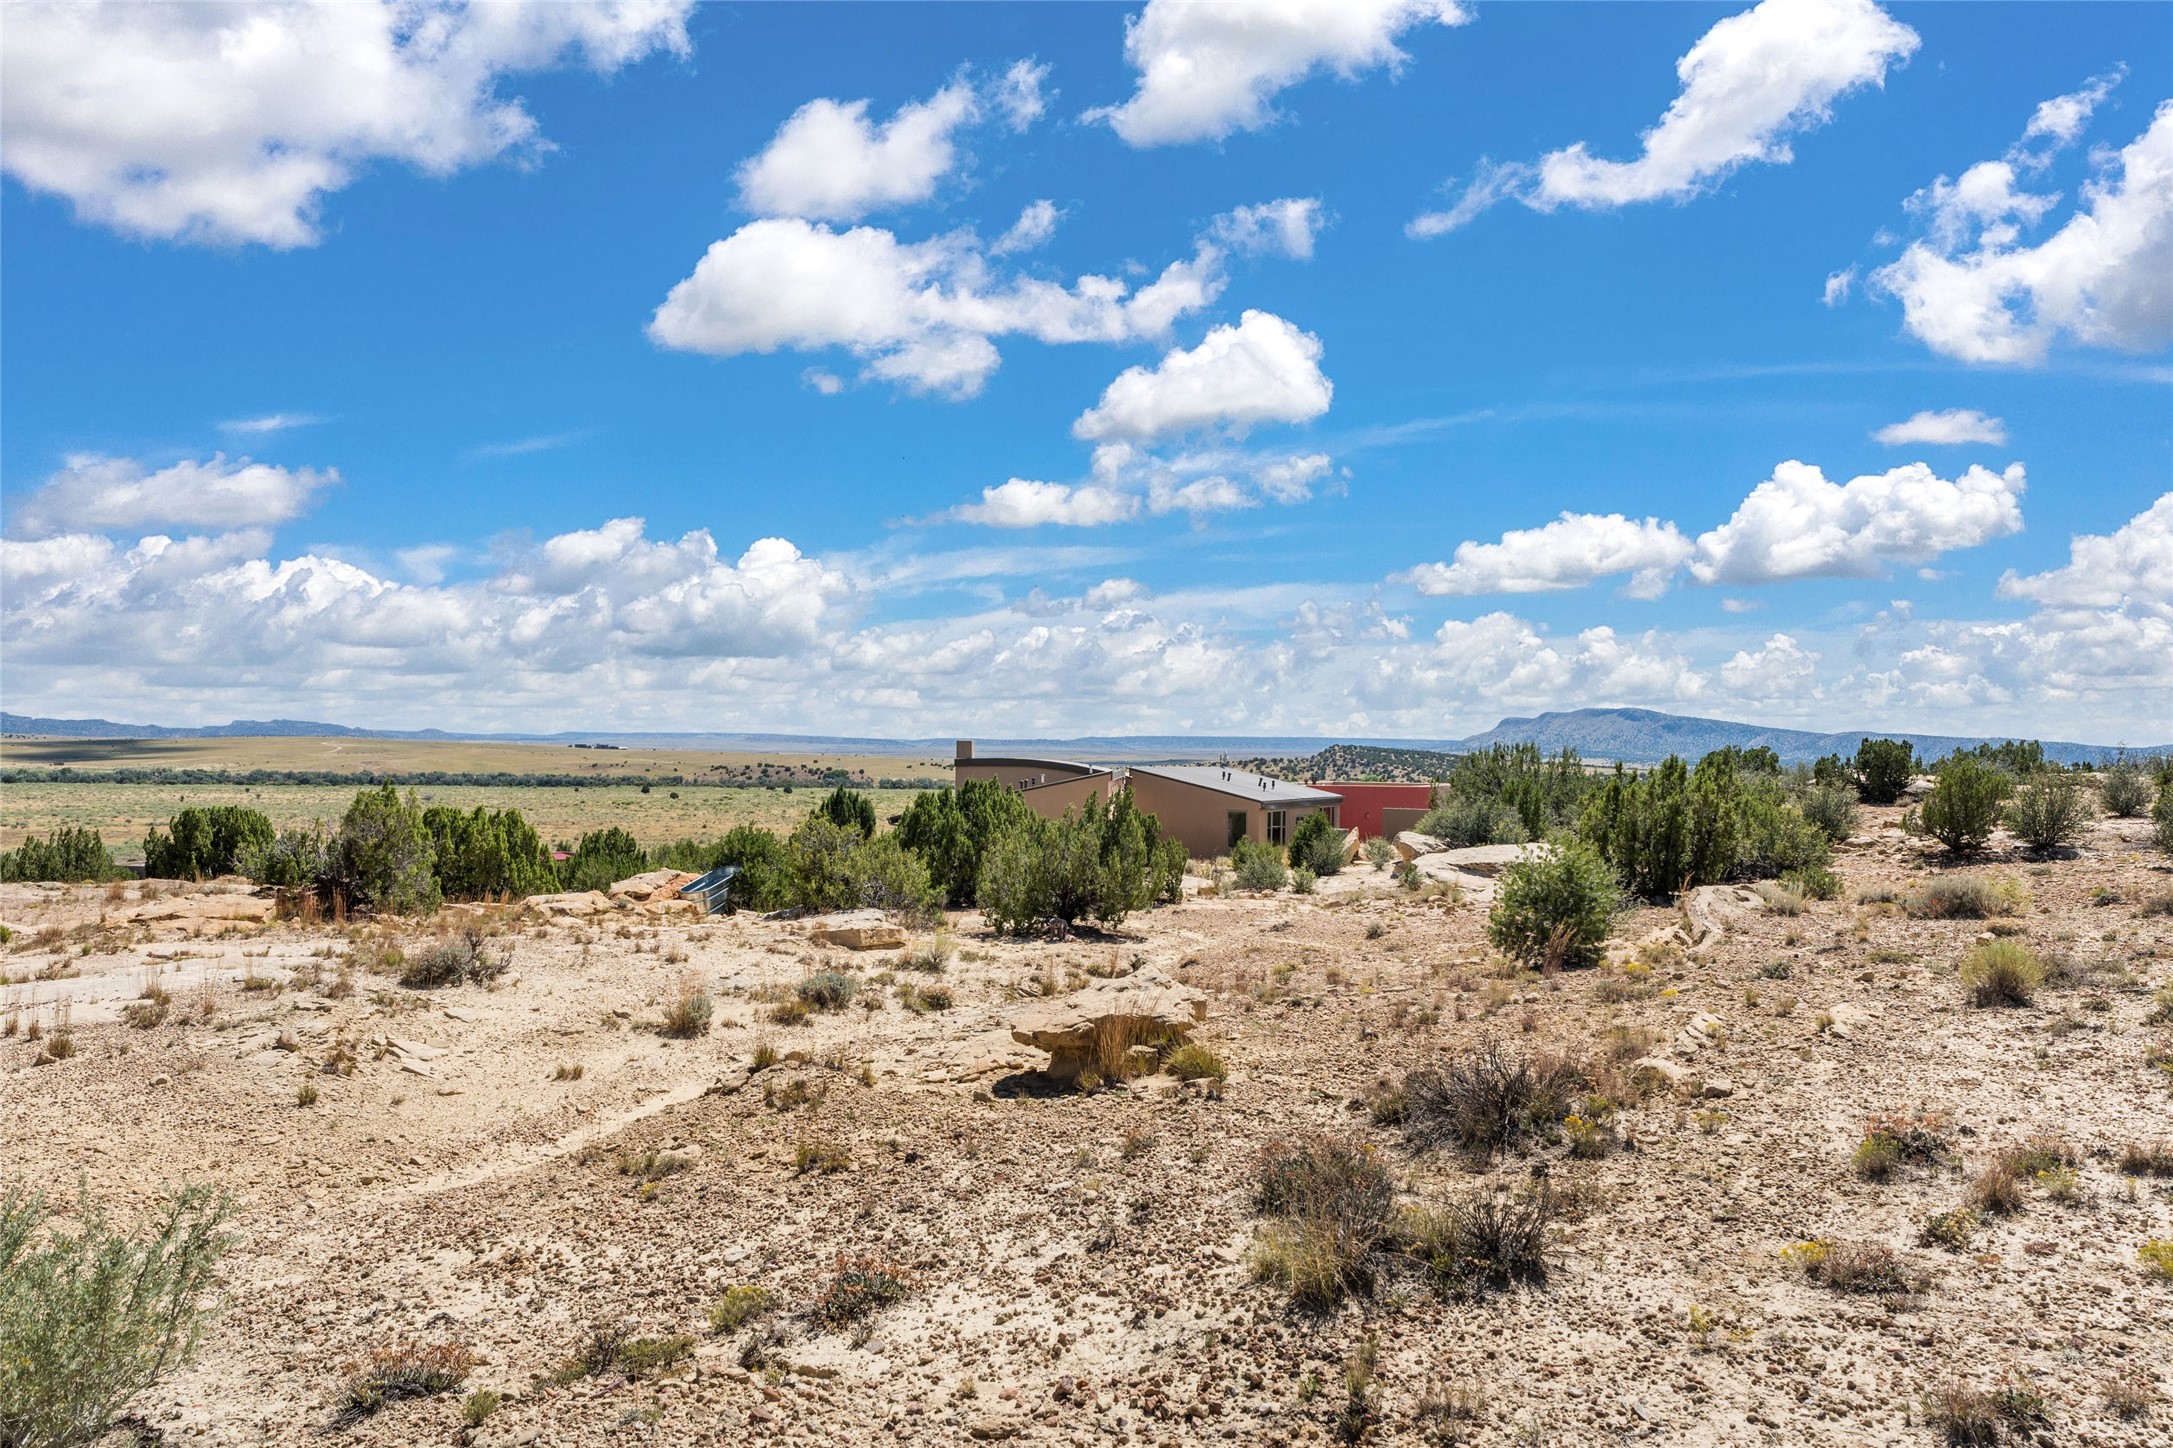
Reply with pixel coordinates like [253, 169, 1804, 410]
[1267, 809, 1287, 845]
[1227, 811, 1249, 849]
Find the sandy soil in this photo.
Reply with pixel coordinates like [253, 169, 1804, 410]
[3, 805, 2169, 1446]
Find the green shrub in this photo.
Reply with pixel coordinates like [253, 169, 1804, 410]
[787, 819, 937, 918]
[976, 788, 1171, 934]
[701, 824, 792, 911]
[1165, 1042, 1227, 1082]
[795, 971, 859, 1011]
[556, 826, 645, 894]
[1433, 744, 1596, 841]
[0, 828, 122, 885]
[330, 785, 440, 915]
[1, 1184, 233, 1448]
[816, 786, 878, 839]
[1486, 838, 1621, 969]
[422, 806, 556, 900]
[1853, 738, 1916, 805]
[1799, 784, 1860, 844]
[1362, 838, 1396, 870]
[142, 806, 273, 881]
[242, 825, 330, 890]
[1907, 875, 2026, 919]
[893, 779, 1035, 907]
[2154, 781, 2173, 855]
[1288, 811, 1346, 876]
[1230, 838, 1289, 891]
[1417, 793, 1528, 848]
[2101, 760, 2154, 818]
[1918, 758, 2009, 853]
[1960, 940, 2044, 1007]
[707, 1286, 775, 1334]
[2005, 774, 2094, 852]
[1291, 865, 1318, 894]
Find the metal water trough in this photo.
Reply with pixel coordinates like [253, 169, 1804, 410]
[678, 865, 739, 915]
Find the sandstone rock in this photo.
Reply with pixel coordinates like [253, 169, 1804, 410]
[608, 868, 699, 903]
[806, 910, 908, 950]
[1629, 1057, 1688, 1090]
[1394, 831, 1447, 861]
[1675, 1011, 1726, 1053]
[1008, 968, 1207, 1083]
[523, 890, 617, 917]
[130, 895, 276, 925]
[1696, 1076, 1735, 1099]
[1433, 843, 1549, 877]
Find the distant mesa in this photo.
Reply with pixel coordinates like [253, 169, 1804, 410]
[3, 708, 2162, 768]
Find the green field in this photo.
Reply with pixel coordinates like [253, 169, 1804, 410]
[0, 777, 931, 861]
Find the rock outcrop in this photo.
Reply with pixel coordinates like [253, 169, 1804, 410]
[1009, 969, 1208, 1083]
[805, 910, 908, 950]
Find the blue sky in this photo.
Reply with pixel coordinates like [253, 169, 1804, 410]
[3, 0, 2169, 741]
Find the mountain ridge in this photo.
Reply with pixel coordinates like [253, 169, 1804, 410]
[5, 708, 2162, 766]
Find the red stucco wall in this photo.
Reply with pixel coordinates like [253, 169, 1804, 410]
[1308, 782, 1434, 839]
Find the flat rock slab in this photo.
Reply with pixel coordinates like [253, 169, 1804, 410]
[1433, 843, 1550, 877]
[608, 868, 698, 902]
[524, 891, 617, 917]
[131, 895, 277, 924]
[1394, 832, 1447, 861]
[806, 910, 908, 950]
[1009, 969, 1208, 1083]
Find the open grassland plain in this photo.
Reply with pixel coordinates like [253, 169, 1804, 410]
[0, 737, 941, 854]
[3, 804, 2169, 1445]
[0, 780, 932, 858]
[0, 734, 954, 781]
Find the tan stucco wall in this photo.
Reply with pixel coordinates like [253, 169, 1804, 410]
[1126, 773, 1338, 859]
[1014, 773, 1113, 822]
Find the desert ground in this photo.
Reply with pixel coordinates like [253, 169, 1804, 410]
[3, 804, 2170, 1446]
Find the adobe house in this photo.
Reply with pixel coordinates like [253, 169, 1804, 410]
[951, 742, 1345, 859]
[1125, 763, 1345, 859]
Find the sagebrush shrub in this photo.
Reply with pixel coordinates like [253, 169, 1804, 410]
[2100, 761, 2154, 818]
[1798, 784, 1860, 844]
[337, 1341, 475, 1423]
[1230, 839, 1288, 891]
[1250, 1137, 1393, 1311]
[2005, 774, 2094, 852]
[1, 1186, 233, 1447]
[1486, 838, 1620, 969]
[1907, 875, 2026, 920]
[1396, 1186, 1559, 1295]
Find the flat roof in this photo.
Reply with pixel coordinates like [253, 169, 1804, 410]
[1129, 763, 1344, 806]
[957, 755, 1105, 775]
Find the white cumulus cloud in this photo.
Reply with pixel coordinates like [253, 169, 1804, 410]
[1398, 513, 1693, 599]
[648, 199, 1301, 398]
[1093, 0, 1469, 147]
[1688, 459, 2026, 585]
[735, 81, 980, 222]
[0, 0, 691, 248]
[7, 453, 339, 538]
[1872, 99, 2173, 364]
[1873, 409, 2008, 446]
[949, 480, 1142, 529]
[1073, 310, 1332, 442]
[1997, 493, 2173, 610]
[1411, 0, 1916, 234]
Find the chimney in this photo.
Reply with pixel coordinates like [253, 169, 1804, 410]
[956, 740, 974, 761]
